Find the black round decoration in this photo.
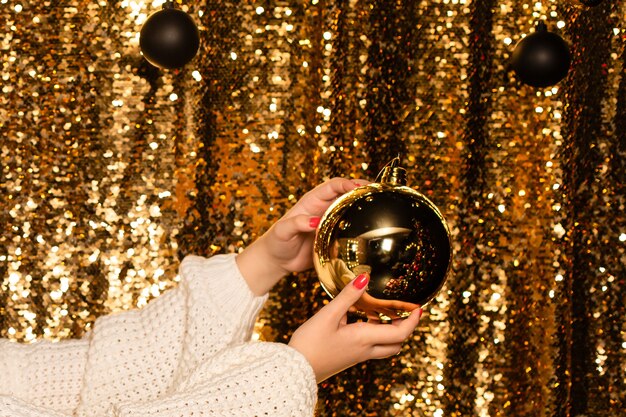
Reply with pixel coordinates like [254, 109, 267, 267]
[139, 3, 200, 70]
[572, 0, 604, 6]
[511, 22, 571, 88]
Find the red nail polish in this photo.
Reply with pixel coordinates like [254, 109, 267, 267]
[417, 308, 423, 319]
[309, 217, 321, 228]
[353, 273, 369, 289]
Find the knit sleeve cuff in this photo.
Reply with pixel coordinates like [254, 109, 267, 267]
[173, 254, 270, 376]
[179, 253, 268, 335]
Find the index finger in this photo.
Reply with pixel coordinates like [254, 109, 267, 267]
[309, 177, 368, 202]
[289, 178, 370, 217]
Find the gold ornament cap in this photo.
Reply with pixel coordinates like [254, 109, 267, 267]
[375, 155, 407, 185]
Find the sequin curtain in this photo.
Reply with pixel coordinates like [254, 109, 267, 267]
[1, 0, 624, 416]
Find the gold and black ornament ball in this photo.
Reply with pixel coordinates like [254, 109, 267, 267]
[313, 158, 452, 321]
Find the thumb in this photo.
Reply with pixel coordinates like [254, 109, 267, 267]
[324, 273, 369, 316]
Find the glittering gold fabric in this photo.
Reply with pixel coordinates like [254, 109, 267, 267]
[1, 0, 624, 416]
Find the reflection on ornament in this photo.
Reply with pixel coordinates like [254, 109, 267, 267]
[511, 21, 571, 88]
[139, 1, 200, 69]
[313, 157, 452, 321]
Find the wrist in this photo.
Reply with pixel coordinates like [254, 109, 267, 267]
[236, 237, 289, 296]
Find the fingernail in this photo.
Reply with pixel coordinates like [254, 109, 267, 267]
[309, 216, 321, 228]
[417, 308, 423, 319]
[353, 273, 369, 290]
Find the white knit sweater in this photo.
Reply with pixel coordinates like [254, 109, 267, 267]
[0, 254, 318, 417]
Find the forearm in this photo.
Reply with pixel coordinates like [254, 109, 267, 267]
[78, 254, 269, 416]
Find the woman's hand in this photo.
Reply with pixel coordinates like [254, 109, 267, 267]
[236, 177, 368, 295]
[288, 273, 423, 383]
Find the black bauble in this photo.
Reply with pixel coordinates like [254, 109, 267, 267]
[571, 0, 604, 6]
[139, 4, 200, 69]
[313, 158, 452, 321]
[511, 22, 571, 88]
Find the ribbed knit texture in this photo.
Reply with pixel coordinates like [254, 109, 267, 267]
[0, 254, 318, 417]
[0, 338, 89, 415]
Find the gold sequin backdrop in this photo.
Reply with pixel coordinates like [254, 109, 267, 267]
[1, 0, 625, 415]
